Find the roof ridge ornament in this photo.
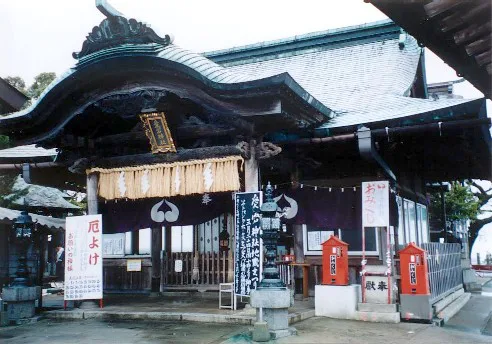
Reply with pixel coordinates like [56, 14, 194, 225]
[73, 0, 172, 60]
[96, 0, 125, 18]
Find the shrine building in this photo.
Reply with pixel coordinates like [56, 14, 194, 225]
[0, 3, 490, 297]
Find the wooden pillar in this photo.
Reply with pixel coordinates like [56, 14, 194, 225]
[151, 226, 162, 292]
[86, 173, 98, 215]
[132, 230, 139, 255]
[244, 140, 259, 192]
[293, 224, 305, 294]
[293, 225, 304, 264]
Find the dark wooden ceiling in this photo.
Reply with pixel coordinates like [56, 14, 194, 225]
[370, 0, 492, 99]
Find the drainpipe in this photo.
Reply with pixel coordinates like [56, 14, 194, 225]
[357, 126, 396, 182]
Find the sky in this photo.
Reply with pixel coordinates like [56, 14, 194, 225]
[1, 0, 490, 257]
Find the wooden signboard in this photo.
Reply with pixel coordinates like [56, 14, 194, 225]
[140, 112, 176, 154]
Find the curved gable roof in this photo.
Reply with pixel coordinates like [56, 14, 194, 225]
[0, 9, 332, 144]
[206, 20, 483, 130]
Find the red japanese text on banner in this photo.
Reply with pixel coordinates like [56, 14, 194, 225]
[361, 181, 389, 227]
[64, 214, 103, 301]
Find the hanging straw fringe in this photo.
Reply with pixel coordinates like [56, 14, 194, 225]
[87, 156, 244, 200]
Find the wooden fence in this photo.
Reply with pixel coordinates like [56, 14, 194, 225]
[161, 251, 231, 287]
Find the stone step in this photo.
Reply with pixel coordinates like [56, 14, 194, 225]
[435, 292, 471, 323]
[358, 303, 398, 313]
[355, 311, 400, 323]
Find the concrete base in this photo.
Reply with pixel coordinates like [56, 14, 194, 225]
[250, 288, 294, 337]
[435, 292, 471, 323]
[252, 321, 270, 342]
[315, 284, 361, 320]
[260, 308, 288, 330]
[463, 268, 482, 292]
[433, 288, 464, 314]
[354, 310, 400, 323]
[2, 286, 41, 321]
[270, 327, 297, 339]
[400, 294, 432, 321]
[0, 298, 7, 327]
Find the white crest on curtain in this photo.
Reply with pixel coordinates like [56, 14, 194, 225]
[203, 162, 214, 191]
[174, 166, 181, 192]
[141, 170, 150, 194]
[118, 171, 126, 197]
[151, 199, 180, 223]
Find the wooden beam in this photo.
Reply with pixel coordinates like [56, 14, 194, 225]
[475, 50, 491, 67]
[424, 0, 462, 19]
[465, 37, 491, 57]
[453, 22, 492, 45]
[91, 145, 245, 168]
[94, 125, 237, 146]
[440, 2, 491, 33]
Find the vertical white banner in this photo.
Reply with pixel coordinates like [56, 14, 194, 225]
[64, 214, 103, 301]
[362, 181, 389, 227]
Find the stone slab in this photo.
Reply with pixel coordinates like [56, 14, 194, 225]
[315, 284, 360, 320]
[364, 276, 393, 304]
[252, 321, 270, 342]
[436, 292, 471, 323]
[355, 310, 400, 323]
[270, 327, 297, 340]
[7, 300, 36, 320]
[358, 302, 398, 313]
[433, 287, 464, 314]
[262, 308, 289, 330]
[400, 294, 433, 321]
[250, 289, 292, 308]
[2, 286, 41, 302]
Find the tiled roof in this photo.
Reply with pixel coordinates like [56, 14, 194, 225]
[157, 45, 254, 84]
[6, 176, 79, 210]
[0, 206, 65, 230]
[206, 21, 480, 129]
[0, 144, 57, 159]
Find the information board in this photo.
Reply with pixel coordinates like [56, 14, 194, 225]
[64, 215, 103, 301]
[362, 181, 389, 227]
[234, 191, 262, 296]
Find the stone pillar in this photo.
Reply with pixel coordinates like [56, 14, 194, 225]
[79, 173, 99, 309]
[87, 173, 99, 215]
[245, 140, 259, 192]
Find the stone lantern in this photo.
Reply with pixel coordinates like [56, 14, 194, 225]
[3, 210, 41, 323]
[11, 211, 34, 287]
[251, 182, 295, 341]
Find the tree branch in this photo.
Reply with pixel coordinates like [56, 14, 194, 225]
[468, 180, 492, 207]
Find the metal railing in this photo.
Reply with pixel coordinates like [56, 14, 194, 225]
[421, 243, 463, 303]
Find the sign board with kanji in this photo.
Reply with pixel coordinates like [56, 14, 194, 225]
[409, 263, 417, 285]
[64, 214, 103, 301]
[140, 112, 176, 154]
[362, 181, 389, 227]
[364, 275, 391, 304]
[234, 191, 262, 296]
[127, 259, 142, 272]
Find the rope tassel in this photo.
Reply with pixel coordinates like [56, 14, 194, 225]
[87, 156, 243, 200]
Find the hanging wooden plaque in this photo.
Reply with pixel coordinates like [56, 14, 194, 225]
[139, 112, 176, 154]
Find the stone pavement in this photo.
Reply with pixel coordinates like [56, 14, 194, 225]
[41, 293, 314, 325]
[1, 315, 490, 344]
[445, 293, 492, 336]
